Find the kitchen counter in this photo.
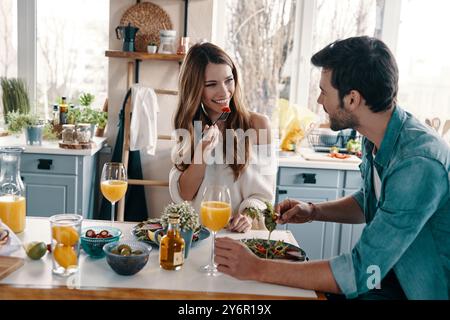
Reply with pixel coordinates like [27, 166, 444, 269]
[278, 148, 361, 171]
[0, 134, 107, 156]
[0, 217, 324, 300]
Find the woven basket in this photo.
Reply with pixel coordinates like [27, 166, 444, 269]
[120, 2, 173, 52]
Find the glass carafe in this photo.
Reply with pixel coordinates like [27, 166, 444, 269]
[0, 147, 26, 233]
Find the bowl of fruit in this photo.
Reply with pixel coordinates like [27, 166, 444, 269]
[103, 241, 151, 276]
[80, 226, 122, 258]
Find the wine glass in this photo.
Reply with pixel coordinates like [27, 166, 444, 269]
[100, 162, 128, 225]
[200, 185, 232, 276]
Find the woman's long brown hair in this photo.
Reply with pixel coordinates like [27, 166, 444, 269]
[173, 42, 251, 180]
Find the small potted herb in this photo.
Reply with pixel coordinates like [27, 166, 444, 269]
[160, 201, 200, 258]
[147, 42, 158, 54]
[95, 111, 108, 137]
[6, 112, 44, 145]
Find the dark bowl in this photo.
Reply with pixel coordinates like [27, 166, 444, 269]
[80, 226, 122, 258]
[103, 240, 151, 276]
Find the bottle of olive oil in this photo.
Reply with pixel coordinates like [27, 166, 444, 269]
[59, 96, 68, 125]
[159, 214, 185, 270]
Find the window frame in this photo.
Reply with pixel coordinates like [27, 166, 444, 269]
[17, 0, 36, 112]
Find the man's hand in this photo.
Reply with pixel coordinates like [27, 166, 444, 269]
[215, 237, 261, 280]
[226, 213, 252, 233]
[275, 199, 315, 224]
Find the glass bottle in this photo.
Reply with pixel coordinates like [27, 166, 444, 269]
[59, 97, 68, 125]
[159, 214, 185, 270]
[0, 147, 26, 233]
[52, 104, 60, 126]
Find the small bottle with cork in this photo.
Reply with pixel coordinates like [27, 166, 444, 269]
[159, 214, 185, 270]
[59, 96, 68, 125]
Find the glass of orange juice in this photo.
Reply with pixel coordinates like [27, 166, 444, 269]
[100, 162, 128, 225]
[200, 185, 231, 276]
[50, 214, 83, 276]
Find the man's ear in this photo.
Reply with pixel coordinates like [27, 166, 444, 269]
[345, 90, 362, 111]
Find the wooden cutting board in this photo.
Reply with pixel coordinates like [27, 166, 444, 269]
[300, 150, 362, 163]
[0, 256, 25, 281]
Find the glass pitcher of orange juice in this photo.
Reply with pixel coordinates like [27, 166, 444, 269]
[0, 147, 26, 233]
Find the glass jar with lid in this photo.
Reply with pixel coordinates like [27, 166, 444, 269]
[76, 123, 91, 143]
[62, 124, 76, 144]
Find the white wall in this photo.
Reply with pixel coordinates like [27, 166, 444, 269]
[108, 0, 214, 219]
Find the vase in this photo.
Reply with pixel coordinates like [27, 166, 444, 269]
[25, 125, 43, 145]
[180, 229, 194, 258]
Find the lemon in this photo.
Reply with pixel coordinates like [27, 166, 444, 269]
[54, 245, 78, 269]
[52, 226, 79, 246]
[24, 241, 47, 260]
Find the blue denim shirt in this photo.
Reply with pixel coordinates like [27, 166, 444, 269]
[329, 106, 450, 300]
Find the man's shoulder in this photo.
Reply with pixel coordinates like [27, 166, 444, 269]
[396, 116, 450, 165]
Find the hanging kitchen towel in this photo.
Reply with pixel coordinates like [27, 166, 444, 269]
[130, 84, 159, 155]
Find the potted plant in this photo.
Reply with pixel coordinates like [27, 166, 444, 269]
[79, 92, 95, 108]
[6, 112, 43, 145]
[95, 111, 108, 137]
[160, 201, 200, 258]
[1, 77, 31, 124]
[147, 42, 158, 54]
[78, 107, 98, 135]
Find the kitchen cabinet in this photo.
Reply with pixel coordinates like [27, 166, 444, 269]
[276, 165, 364, 260]
[21, 153, 98, 218]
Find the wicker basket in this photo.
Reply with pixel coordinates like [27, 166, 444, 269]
[120, 2, 173, 52]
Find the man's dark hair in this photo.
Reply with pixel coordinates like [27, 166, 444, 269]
[311, 36, 399, 113]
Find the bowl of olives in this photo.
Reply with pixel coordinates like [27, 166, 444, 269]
[80, 226, 122, 258]
[103, 240, 151, 276]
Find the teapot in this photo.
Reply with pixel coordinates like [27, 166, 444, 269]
[115, 23, 139, 52]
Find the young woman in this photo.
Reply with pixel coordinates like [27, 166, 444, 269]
[169, 42, 276, 233]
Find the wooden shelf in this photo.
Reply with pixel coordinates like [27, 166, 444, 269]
[105, 50, 185, 61]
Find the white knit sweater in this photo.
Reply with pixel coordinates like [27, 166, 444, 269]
[169, 144, 277, 230]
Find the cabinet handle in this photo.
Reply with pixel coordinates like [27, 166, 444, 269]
[278, 189, 287, 195]
[301, 173, 316, 184]
[37, 159, 53, 170]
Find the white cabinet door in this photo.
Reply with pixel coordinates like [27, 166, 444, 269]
[277, 187, 340, 260]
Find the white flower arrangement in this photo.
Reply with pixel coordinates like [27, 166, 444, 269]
[161, 201, 200, 232]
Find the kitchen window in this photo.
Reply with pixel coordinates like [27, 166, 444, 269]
[0, 0, 17, 78]
[214, 0, 449, 134]
[0, 0, 18, 125]
[0, 0, 109, 122]
[395, 0, 450, 123]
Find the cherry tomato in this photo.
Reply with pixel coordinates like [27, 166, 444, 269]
[221, 106, 231, 113]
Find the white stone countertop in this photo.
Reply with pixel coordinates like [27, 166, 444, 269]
[0, 134, 107, 156]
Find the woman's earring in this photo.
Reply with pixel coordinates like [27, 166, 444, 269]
[200, 102, 208, 115]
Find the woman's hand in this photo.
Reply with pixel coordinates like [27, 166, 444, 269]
[215, 237, 261, 281]
[194, 124, 220, 163]
[275, 199, 316, 224]
[226, 213, 252, 233]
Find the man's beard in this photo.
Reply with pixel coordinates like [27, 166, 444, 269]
[329, 106, 358, 131]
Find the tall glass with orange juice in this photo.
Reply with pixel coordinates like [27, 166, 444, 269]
[100, 162, 127, 224]
[200, 185, 231, 276]
[0, 147, 26, 233]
